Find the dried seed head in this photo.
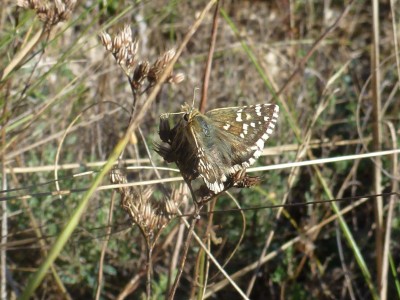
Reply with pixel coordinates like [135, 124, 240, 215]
[116, 47, 127, 65]
[113, 35, 122, 53]
[163, 49, 176, 64]
[122, 25, 133, 44]
[168, 73, 185, 84]
[109, 168, 127, 185]
[164, 199, 178, 217]
[17, 0, 37, 9]
[131, 61, 150, 89]
[100, 26, 184, 89]
[126, 39, 139, 69]
[148, 49, 177, 84]
[54, 0, 65, 15]
[99, 32, 112, 51]
[18, 0, 76, 27]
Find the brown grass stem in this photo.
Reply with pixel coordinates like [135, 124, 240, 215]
[199, 0, 220, 113]
[371, 0, 384, 293]
[95, 190, 116, 300]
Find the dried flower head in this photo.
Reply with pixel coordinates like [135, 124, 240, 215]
[18, 0, 76, 29]
[110, 167, 181, 242]
[148, 49, 176, 84]
[132, 61, 150, 90]
[100, 26, 184, 93]
[168, 73, 185, 84]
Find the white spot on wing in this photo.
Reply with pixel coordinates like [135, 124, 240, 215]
[236, 112, 242, 122]
[256, 139, 264, 149]
[223, 124, 231, 130]
[255, 104, 262, 116]
[243, 123, 249, 134]
[253, 149, 262, 159]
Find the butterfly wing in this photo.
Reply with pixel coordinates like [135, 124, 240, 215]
[188, 114, 233, 193]
[191, 104, 279, 193]
[206, 104, 279, 170]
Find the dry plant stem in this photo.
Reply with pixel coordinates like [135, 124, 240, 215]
[199, 0, 220, 113]
[138, 128, 171, 196]
[191, 200, 217, 298]
[95, 191, 116, 300]
[204, 192, 246, 281]
[146, 227, 168, 300]
[380, 121, 398, 299]
[146, 245, 153, 299]
[167, 219, 186, 300]
[168, 214, 199, 300]
[371, 0, 384, 293]
[117, 271, 146, 300]
[335, 227, 356, 300]
[1, 130, 7, 300]
[390, 0, 400, 81]
[334, 160, 364, 299]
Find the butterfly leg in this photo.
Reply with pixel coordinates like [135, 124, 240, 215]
[232, 169, 260, 188]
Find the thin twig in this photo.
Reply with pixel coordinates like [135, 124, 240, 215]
[168, 215, 199, 300]
[95, 190, 116, 300]
[199, 0, 221, 113]
[371, 0, 384, 292]
[380, 121, 398, 300]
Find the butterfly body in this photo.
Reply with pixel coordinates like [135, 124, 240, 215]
[156, 104, 279, 199]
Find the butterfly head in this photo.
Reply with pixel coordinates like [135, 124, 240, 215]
[181, 103, 200, 124]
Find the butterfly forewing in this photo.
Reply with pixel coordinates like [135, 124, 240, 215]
[206, 104, 279, 164]
[192, 104, 279, 193]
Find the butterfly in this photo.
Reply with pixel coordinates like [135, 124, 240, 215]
[155, 103, 279, 201]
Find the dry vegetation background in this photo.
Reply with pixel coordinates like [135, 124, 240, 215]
[1, 0, 400, 299]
